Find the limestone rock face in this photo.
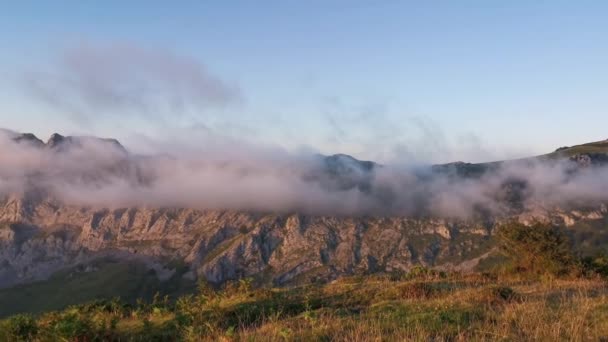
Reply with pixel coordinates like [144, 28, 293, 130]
[1, 131, 608, 289]
[1, 194, 605, 289]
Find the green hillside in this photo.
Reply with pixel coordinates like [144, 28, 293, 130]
[546, 140, 608, 158]
[0, 258, 195, 318]
[434, 139, 608, 174]
[2, 271, 608, 341]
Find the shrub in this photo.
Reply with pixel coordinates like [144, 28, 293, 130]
[496, 221, 580, 277]
[4, 314, 38, 341]
[582, 254, 608, 277]
[402, 266, 446, 280]
[222, 278, 254, 298]
[197, 279, 217, 299]
[50, 312, 95, 340]
[479, 286, 520, 306]
[399, 282, 437, 299]
[388, 270, 406, 281]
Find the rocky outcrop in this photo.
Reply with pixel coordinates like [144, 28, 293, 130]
[1, 194, 606, 289]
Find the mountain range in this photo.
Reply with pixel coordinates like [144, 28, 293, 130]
[1, 130, 608, 316]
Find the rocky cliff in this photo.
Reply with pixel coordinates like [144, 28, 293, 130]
[2, 193, 607, 289]
[1, 130, 608, 290]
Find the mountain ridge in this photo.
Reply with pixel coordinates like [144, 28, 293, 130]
[1, 129, 608, 317]
[8, 129, 608, 171]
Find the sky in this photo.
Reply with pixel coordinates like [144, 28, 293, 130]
[1, 1, 607, 164]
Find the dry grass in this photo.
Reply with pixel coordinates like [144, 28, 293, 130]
[233, 275, 608, 342]
[1, 273, 607, 341]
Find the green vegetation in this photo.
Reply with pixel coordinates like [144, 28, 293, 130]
[495, 221, 580, 276]
[202, 234, 245, 263]
[463, 139, 608, 168]
[1, 221, 608, 340]
[0, 259, 195, 317]
[548, 140, 608, 158]
[1, 272, 607, 341]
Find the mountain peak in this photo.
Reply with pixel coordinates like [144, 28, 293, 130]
[44, 132, 127, 154]
[13, 133, 45, 147]
[46, 133, 67, 148]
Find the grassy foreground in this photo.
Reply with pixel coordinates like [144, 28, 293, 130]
[2, 221, 608, 341]
[1, 271, 607, 341]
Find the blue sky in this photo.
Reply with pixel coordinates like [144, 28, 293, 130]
[1, 1, 607, 163]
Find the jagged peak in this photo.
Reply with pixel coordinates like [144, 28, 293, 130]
[46, 133, 67, 148]
[13, 133, 45, 147]
[0, 129, 44, 147]
[45, 132, 127, 154]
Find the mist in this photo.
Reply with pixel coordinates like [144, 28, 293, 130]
[6, 42, 608, 217]
[1, 128, 607, 218]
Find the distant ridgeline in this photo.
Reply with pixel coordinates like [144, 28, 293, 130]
[1, 130, 608, 317]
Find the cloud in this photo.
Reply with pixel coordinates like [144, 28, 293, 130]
[8, 43, 608, 215]
[17, 42, 518, 165]
[23, 42, 242, 124]
[1, 129, 608, 219]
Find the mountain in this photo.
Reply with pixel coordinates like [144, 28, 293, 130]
[44, 133, 127, 154]
[1, 130, 608, 316]
[3, 130, 127, 153]
[430, 139, 608, 177]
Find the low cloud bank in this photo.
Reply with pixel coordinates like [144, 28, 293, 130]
[1, 129, 608, 218]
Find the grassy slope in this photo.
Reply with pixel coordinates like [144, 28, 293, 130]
[460, 139, 608, 169]
[1, 215, 607, 321]
[1, 273, 607, 341]
[547, 140, 608, 158]
[0, 258, 195, 318]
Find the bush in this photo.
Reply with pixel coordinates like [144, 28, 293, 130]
[496, 221, 580, 277]
[4, 314, 38, 341]
[479, 286, 520, 306]
[50, 312, 95, 340]
[222, 278, 254, 298]
[388, 270, 406, 281]
[402, 266, 446, 281]
[399, 282, 437, 299]
[582, 254, 608, 277]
